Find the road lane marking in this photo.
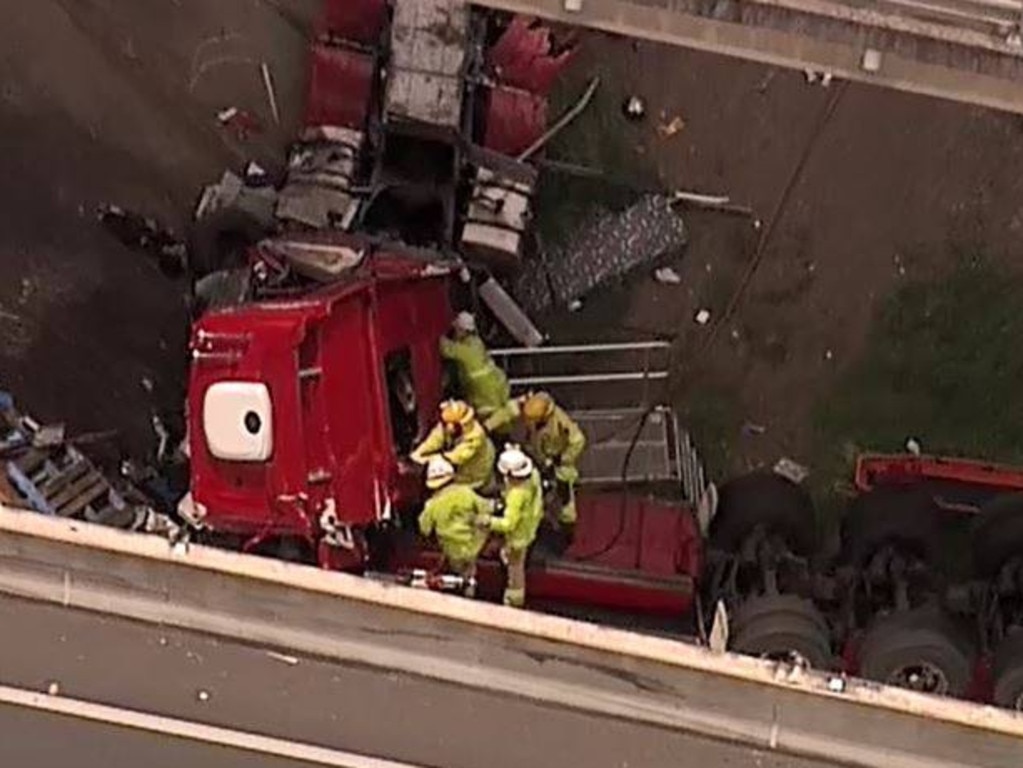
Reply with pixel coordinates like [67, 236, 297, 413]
[0, 684, 429, 768]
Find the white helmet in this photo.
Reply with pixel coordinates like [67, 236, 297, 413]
[497, 445, 533, 479]
[453, 311, 477, 334]
[426, 456, 456, 489]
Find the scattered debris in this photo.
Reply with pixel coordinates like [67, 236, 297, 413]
[141, 377, 154, 393]
[824, 349, 834, 361]
[568, 299, 583, 312]
[197, 689, 210, 702]
[657, 114, 685, 138]
[906, 437, 922, 456]
[46, 681, 60, 696]
[266, 650, 300, 666]
[695, 309, 711, 325]
[741, 422, 766, 436]
[260, 62, 281, 126]
[804, 69, 818, 84]
[653, 267, 682, 285]
[821, 72, 834, 87]
[827, 675, 847, 693]
[862, 49, 883, 73]
[96, 204, 186, 277]
[244, 161, 268, 185]
[478, 276, 544, 347]
[774, 457, 810, 484]
[217, 107, 262, 141]
[622, 94, 646, 122]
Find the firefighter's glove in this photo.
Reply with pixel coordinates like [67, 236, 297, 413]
[554, 465, 578, 484]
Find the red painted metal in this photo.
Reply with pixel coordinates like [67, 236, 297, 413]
[188, 242, 454, 539]
[318, 0, 387, 46]
[403, 493, 701, 616]
[855, 453, 1023, 497]
[487, 15, 576, 96]
[304, 44, 375, 131]
[482, 87, 548, 156]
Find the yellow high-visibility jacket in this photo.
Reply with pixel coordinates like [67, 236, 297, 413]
[439, 334, 510, 417]
[411, 420, 495, 489]
[489, 469, 544, 551]
[418, 484, 495, 563]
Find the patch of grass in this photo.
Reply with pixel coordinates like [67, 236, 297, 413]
[678, 380, 743, 479]
[533, 73, 657, 250]
[812, 253, 1023, 504]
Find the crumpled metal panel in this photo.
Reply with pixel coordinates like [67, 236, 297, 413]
[319, 0, 387, 45]
[512, 195, 687, 313]
[482, 87, 548, 156]
[487, 15, 576, 95]
[304, 44, 375, 131]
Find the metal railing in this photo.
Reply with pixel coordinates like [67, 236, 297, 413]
[489, 341, 707, 502]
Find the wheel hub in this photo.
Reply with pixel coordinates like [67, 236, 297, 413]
[888, 663, 949, 695]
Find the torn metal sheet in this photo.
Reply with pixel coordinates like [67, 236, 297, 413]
[386, 0, 468, 129]
[513, 195, 688, 313]
[276, 128, 364, 230]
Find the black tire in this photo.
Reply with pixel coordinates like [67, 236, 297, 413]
[840, 486, 941, 567]
[187, 205, 272, 279]
[858, 607, 975, 697]
[731, 595, 833, 669]
[972, 493, 1023, 579]
[710, 471, 816, 555]
[992, 631, 1023, 711]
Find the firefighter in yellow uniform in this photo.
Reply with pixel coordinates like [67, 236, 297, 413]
[484, 391, 586, 532]
[418, 456, 495, 597]
[476, 445, 544, 608]
[410, 399, 495, 490]
[439, 312, 510, 420]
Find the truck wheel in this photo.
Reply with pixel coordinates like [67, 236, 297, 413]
[993, 631, 1023, 711]
[840, 486, 941, 567]
[858, 608, 975, 697]
[187, 205, 272, 279]
[731, 595, 833, 669]
[972, 494, 1023, 579]
[710, 471, 816, 556]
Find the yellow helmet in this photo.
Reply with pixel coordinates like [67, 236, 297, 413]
[440, 399, 475, 427]
[521, 392, 554, 423]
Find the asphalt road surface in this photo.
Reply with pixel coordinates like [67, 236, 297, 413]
[0, 596, 844, 768]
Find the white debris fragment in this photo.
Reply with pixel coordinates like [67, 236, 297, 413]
[821, 72, 833, 87]
[159, 637, 168, 646]
[752, 219, 763, 230]
[862, 48, 883, 73]
[695, 309, 711, 325]
[563, 0, 583, 11]
[804, 69, 818, 83]
[827, 675, 847, 693]
[906, 437, 922, 456]
[46, 682, 60, 696]
[197, 689, 210, 702]
[568, 299, 583, 312]
[774, 457, 810, 484]
[653, 267, 682, 285]
[140, 377, 154, 393]
[266, 651, 300, 666]
[824, 349, 834, 361]
[217, 106, 239, 124]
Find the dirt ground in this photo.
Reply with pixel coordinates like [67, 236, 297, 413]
[540, 33, 1023, 485]
[4, 4, 1023, 487]
[0, 0, 316, 457]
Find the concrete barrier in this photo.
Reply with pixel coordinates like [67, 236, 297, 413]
[0, 507, 1020, 767]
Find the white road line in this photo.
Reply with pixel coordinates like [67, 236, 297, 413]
[0, 684, 429, 768]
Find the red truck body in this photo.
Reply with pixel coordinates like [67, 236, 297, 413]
[188, 243, 452, 552]
[186, 239, 700, 616]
